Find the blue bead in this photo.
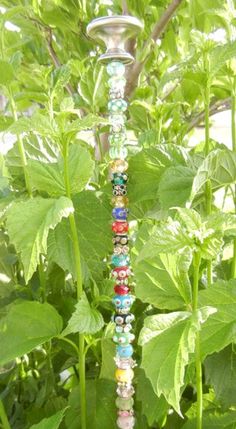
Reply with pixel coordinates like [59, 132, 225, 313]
[112, 207, 128, 220]
[112, 295, 134, 309]
[117, 344, 133, 358]
[112, 254, 130, 267]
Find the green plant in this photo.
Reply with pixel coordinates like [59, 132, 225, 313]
[0, 1, 236, 429]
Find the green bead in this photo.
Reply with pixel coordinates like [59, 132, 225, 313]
[109, 133, 126, 146]
[107, 61, 125, 77]
[108, 99, 127, 113]
[115, 397, 134, 410]
[109, 146, 128, 160]
[108, 76, 126, 89]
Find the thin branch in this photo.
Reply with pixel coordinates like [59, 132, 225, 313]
[46, 29, 74, 96]
[186, 97, 231, 133]
[125, 0, 183, 97]
[122, 0, 129, 15]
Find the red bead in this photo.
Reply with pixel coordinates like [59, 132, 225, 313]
[114, 285, 130, 295]
[112, 221, 129, 234]
[112, 266, 131, 280]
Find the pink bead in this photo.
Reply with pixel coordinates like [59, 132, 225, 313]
[118, 410, 134, 417]
[117, 416, 135, 429]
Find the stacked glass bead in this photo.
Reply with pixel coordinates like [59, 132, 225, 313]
[107, 61, 136, 429]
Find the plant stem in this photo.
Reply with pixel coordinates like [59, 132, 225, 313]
[38, 255, 46, 303]
[0, 400, 11, 429]
[231, 76, 236, 278]
[63, 140, 86, 429]
[204, 79, 212, 286]
[193, 251, 202, 429]
[8, 86, 32, 198]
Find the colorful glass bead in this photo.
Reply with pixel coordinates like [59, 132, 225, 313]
[107, 61, 125, 77]
[114, 245, 129, 255]
[112, 313, 135, 325]
[109, 133, 126, 146]
[115, 368, 134, 384]
[114, 284, 130, 295]
[112, 172, 128, 185]
[115, 324, 132, 334]
[112, 221, 129, 234]
[110, 159, 128, 173]
[117, 344, 134, 358]
[112, 294, 135, 310]
[108, 99, 127, 113]
[117, 416, 135, 429]
[116, 396, 134, 411]
[108, 76, 126, 89]
[112, 254, 130, 267]
[109, 146, 128, 160]
[112, 207, 128, 220]
[112, 196, 129, 208]
[115, 356, 136, 369]
[113, 235, 129, 245]
[113, 332, 135, 346]
[118, 410, 134, 417]
[112, 266, 132, 280]
[109, 114, 126, 127]
[113, 184, 127, 196]
[116, 384, 135, 398]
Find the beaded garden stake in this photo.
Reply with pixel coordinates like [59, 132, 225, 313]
[87, 16, 143, 429]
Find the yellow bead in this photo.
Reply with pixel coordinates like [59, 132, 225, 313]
[112, 196, 129, 208]
[115, 368, 134, 383]
[110, 159, 128, 174]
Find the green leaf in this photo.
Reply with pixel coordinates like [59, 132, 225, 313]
[27, 144, 94, 196]
[137, 220, 193, 262]
[182, 411, 236, 429]
[190, 149, 236, 202]
[29, 408, 67, 429]
[136, 368, 169, 426]
[139, 307, 215, 413]
[199, 280, 236, 359]
[64, 114, 108, 139]
[129, 144, 192, 204]
[0, 301, 62, 366]
[133, 224, 192, 309]
[209, 41, 236, 76]
[6, 197, 73, 282]
[0, 60, 14, 86]
[48, 191, 112, 281]
[158, 166, 195, 209]
[99, 323, 116, 381]
[205, 346, 236, 409]
[62, 292, 104, 335]
[65, 379, 117, 429]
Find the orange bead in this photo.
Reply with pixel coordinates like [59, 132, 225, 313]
[110, 159, 128, 174]
[112, 196, 129, 207]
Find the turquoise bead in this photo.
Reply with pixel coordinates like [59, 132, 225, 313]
[107, 61, 125, 77]
[109, 146, 128, 160]
[112, 254, 130, 267]
[108, 99, 127, 113]
[109, 133, 126, 146]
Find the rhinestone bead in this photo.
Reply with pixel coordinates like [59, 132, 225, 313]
[107, 61, 125, 77]
[116, 384, 135, 398]
[113, 184, 127, 196]
[115, 357, 136, 369]
[113, 235, 129, 245]
[110, 160, 128, 173]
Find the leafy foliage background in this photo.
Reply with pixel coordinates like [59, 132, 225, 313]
[0, 0, 236, 428]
